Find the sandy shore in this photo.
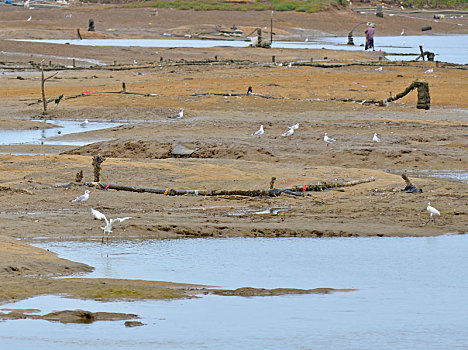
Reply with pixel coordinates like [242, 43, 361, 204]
[0, 5, 467, 304]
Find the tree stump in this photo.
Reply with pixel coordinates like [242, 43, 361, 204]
[416, 81, 430, 110]
[386, 80, 430, 110]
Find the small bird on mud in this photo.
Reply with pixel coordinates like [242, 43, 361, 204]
[372, 133, 381, 143]
[80, 119, 89, 127]
[323, 133, 336, 146]
[426, 202, 440, 224]
[424, 68, 434, 74]
[289, 123, 300, 130]
[247, 86, 253, 95]
[281, 127, 294, 137]
[71, 190, 90, 205]
[252, 125, 264, 136]
[400, 28, 405, 36]
[91, 208, 131, 245]
[27, 16, 32, 22]
[169, 108, 184, 119]
[375, 67, 383, 71]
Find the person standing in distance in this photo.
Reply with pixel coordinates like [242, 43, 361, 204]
[365, 23, 375, 51]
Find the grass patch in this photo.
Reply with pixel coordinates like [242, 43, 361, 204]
[121, 0, 340, 13]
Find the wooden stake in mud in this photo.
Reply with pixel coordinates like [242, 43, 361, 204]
[270, 177, 277, 189]
[40, 67, 58, 115]
[77, 28, 83, 40]
[75, 170, 83, 183]
[92, 156, 106, 182]
[270, 11, 273, 43]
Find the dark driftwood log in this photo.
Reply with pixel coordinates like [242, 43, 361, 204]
[81, 177, 375, 197]
[402, 173, 412, 187]
[286, 177, 375, 192]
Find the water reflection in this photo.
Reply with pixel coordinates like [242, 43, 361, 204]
[0, 119, 122, 147]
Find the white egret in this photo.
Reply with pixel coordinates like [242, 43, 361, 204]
[372, 133, 381, 143]
[91, 208, 132, 245]
[375, 67, 383, 71]
[424, 68, 434, 74]
[426, 202, 440, 224]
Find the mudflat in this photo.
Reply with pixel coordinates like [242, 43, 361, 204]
[0, 5, 467, 303]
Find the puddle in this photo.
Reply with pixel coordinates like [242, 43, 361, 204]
[0, 50, 106, 66]
[11, 35, 468, 64]
[254, 207, 290, 215]
[0, 119, 123, 148]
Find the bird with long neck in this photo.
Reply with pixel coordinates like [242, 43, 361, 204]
[91, 208, 131, 245]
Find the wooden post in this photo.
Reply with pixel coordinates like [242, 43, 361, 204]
[270, 11, 273, 43]
[41, 68, 47, 114]
[72, 59, 76, 68]
[122, 82, 126, 93]
[257, 28, 262, 47]
[40, 67, 58, 115]
[77, 28, 83, 40]
[419, 45, 425, 61]
[92, 156, 106, 182]
[272, 55, 275, 63]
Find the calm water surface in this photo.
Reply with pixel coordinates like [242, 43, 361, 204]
[1, 236, 466, 349]
[13, 35, 468, 64]
[0, 119, 122, 147]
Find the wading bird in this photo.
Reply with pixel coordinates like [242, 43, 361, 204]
[91, 208, 131, 245]
[372, 133, 381, 143]
[426, 202, 440, 224]
[71, 190, 90, 206]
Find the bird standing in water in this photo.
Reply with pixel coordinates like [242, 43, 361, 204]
[91, 208, 132, 245]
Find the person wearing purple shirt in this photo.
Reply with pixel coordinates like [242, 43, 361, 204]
[365, 23, 375, 51]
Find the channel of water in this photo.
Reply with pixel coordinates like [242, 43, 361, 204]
[1, 235, 467, 349]
[12, 35, 468, 64]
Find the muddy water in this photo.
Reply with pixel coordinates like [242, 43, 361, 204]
[1, 235, 464, 349]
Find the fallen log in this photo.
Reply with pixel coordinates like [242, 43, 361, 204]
[79, 177, 375, 197]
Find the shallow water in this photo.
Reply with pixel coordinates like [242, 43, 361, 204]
[386, 169, 468, 183]
[1, 235, 467, 349]
[0, 119, 122, 147]
[13, 35, 468, 64]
